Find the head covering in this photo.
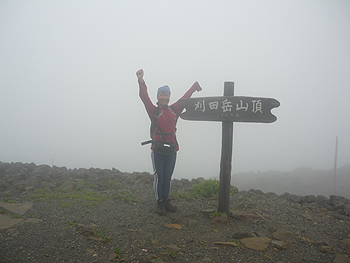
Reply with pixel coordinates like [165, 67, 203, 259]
[157, 85, 171, 96]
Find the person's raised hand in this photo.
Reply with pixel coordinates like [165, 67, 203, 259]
[136, 69, 144, 82]
[194, 81, 202, 92]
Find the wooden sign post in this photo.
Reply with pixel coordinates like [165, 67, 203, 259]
[179, 82, 280, 213]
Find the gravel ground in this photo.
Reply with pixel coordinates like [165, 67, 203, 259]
[1, 180, 350, 263]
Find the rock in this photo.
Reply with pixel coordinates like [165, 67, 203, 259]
[316, 195, 331, 209]
[0, 201, 33, 214]
[265, 192, 278, 198]
[272, 229, 295, 242]
[191, 177, 205, 184]
[0, 214, 24, 230]
[255, 230, 268, 237]
[167, 244, 182, 251]
[300, 195, 317, 204]
[320, 246, 333, 253]
[108, 252, 116, 261]
[214, 241, 239, 247]
[333, 254, 350, 263]
[268, 226, 277, 233]
[210, 213, 227, 224]
[240, 237, 271, 251]
[271, 240, 291, 250]
[231, 210, 264, 222]
[302, 213, 314, 221]
[341, 238, 350, 254]
[164, 224, 182, 230]
[249, 189, 265, 195]
[330, 196, 350, 207]
[343, 204, 350, 216]
[280, 192, 302, 203]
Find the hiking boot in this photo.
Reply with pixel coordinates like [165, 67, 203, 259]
[156, 200, 166, 215]
[164, 199, 177, 212]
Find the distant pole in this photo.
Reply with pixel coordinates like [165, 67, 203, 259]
[218, 82, 234, 213]
[333, 136, 338, 195]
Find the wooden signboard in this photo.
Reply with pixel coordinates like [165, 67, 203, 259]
[179, 82, 280, 213]
[179, 96, 280, 123]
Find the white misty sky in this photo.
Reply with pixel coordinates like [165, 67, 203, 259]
[1, 0, 349, 180]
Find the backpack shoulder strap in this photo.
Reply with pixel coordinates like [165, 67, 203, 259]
[169, 105, 177, 116]
[150, 107, 160, 139]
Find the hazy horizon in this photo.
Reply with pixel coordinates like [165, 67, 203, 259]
[1, 1, 349, 180]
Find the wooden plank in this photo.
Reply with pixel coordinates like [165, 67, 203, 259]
[179, 96, 280, 123]
[218, 82, 234, 214]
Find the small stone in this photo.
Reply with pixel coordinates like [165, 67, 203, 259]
[302, 213, 313, 221]
[86, 248, 94, 255]
[272, 229, 295, 242]
[341, 238, 350, 254]
[268, 226, 277, 233]
[241, 237, 271, 251]
[108, 252, 116, 261]
[164, 224, 182, 229]
[271, 240, 291, 250]
[214, 241, 239, 247]
[210, 213, 227, 224]
[333, 254, 350, 263]
[167, 244, 182, 251]
[231, 211, 264, 222]
[320, 246, 333, 253]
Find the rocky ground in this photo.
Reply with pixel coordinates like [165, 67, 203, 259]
[0, 162, 350, 263]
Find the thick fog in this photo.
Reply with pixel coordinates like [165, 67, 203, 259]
[1, 1, 350, 185]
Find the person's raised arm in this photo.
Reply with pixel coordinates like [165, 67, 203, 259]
[172, 81, 202, 114]
[137, 69, 155, 120]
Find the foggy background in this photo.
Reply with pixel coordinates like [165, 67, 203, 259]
[1, 1, 349, 195]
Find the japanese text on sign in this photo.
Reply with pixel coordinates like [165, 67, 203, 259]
[194, 99, 263, 114]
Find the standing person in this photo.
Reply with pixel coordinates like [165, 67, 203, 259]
[137, 69, 202, 215]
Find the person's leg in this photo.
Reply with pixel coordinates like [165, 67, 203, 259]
[152, 151, 166, 201]
[151, 151, 166, 215]
[163, 152, 177, 212]
[162, 152, 177, 200]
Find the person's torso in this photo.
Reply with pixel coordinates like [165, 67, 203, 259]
[153, 106, 178, 143]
